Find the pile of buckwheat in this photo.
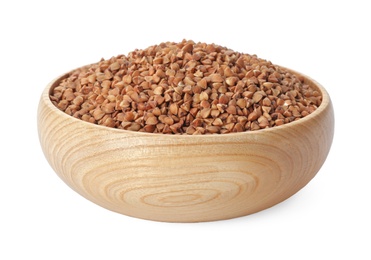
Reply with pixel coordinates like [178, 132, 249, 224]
[50, 39, 322, 134]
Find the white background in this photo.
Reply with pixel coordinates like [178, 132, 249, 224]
[1, 0, 370, 259]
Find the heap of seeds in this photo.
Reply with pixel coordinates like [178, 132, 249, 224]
[50, 40, 321, 134]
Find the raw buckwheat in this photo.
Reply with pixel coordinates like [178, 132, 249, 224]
[50, 39, 321, 134]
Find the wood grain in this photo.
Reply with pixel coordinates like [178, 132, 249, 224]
[37, 68, 334, 222]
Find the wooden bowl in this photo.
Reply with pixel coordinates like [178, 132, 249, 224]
[38, 67, 334, 222]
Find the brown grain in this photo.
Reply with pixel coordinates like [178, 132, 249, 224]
[50, 40, 322, 134]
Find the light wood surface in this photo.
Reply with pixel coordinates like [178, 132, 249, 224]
[38, 68, 334, 222]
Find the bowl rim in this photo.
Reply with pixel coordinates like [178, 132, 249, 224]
[40, 65, 332, 139]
